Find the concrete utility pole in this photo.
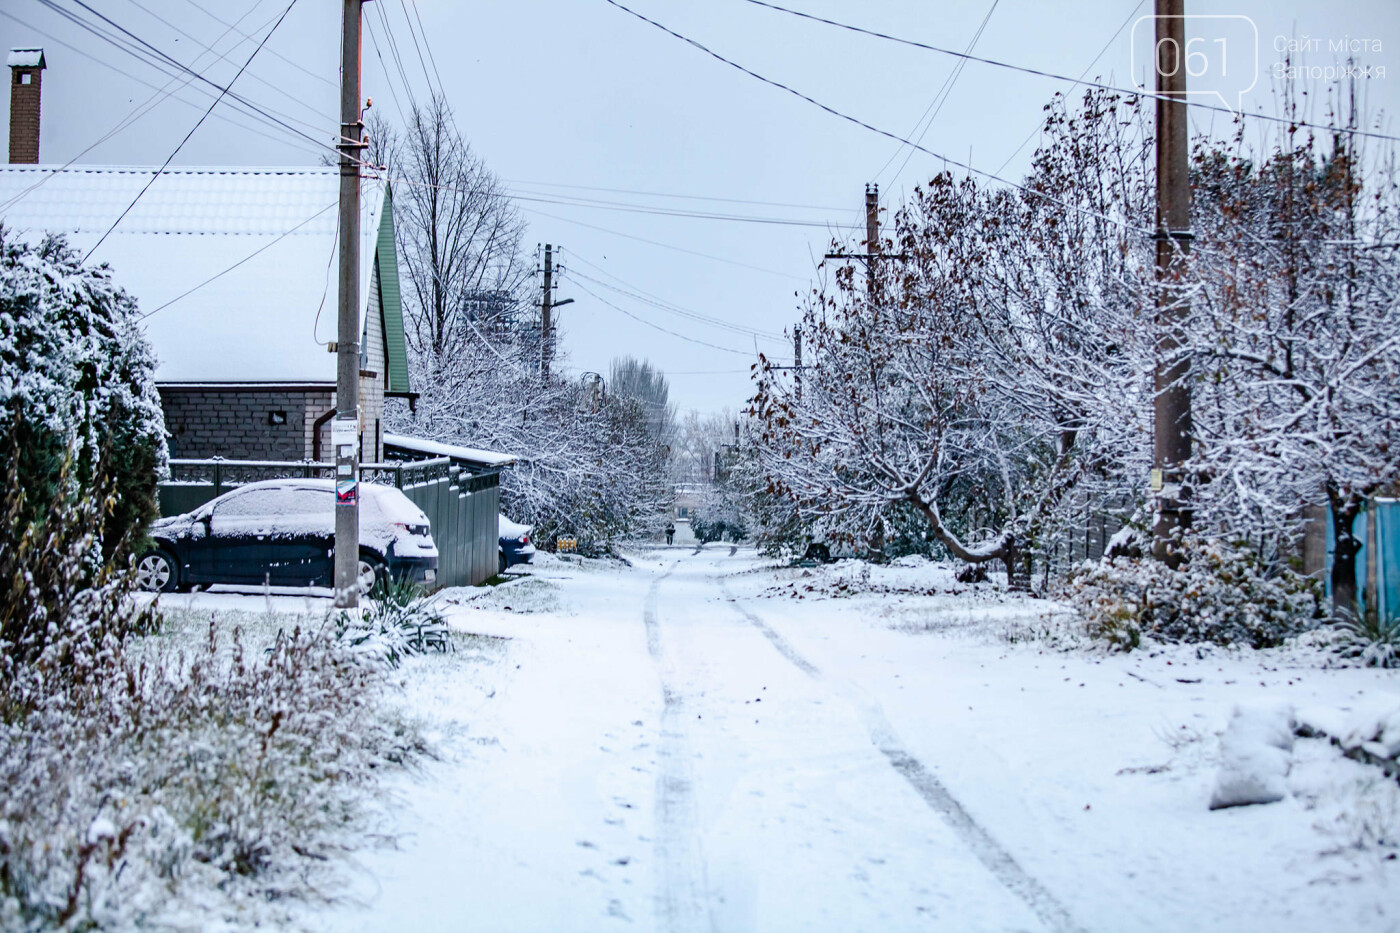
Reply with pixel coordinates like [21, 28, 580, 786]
[540, 243, 553, 379]
[1151, 0, 1193, 566]
[792, 325, 802, 402]
[865, 183, 880, 299]
[334, 0, 364, 608]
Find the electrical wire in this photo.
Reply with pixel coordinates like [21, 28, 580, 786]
[567, 267, 786, 343]
[39, 0, 350, 161]
[878, 0, 999, 186]
[138, 200, 336, 321]
[562, 251, 786, 341]
[568, 279, 756, 356]
[599, 0, 1155, 235]
[82, 0, 300, 263]
[506, 178, 849, 213]
[516, 204, 811, 281]
[993, 0, 1146, 177]
[0, 9, 328, 165]
[741, 0, 1400, 144]
[175, 0, 336, 89]
[115, 0, 333, 136]
[0, 3, 295, 213]
[362, 14, 408, 125]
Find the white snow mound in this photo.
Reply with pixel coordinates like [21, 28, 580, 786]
[1209, 698, 1296, 810]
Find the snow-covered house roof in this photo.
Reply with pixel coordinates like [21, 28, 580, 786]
[384, 433, 518, 471]
[0, 165, 409, 391]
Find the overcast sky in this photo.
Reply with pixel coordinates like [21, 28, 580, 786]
[2, 0, 1397, 414]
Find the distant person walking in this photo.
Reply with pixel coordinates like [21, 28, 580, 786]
[665, 522, 676, 545]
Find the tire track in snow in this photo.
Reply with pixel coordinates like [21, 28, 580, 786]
[644, 567, 715, 933]
[720, 579, 1083, 933]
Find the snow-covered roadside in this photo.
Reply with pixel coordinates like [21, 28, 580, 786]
[297, 547, 1398, 932]
[722, 555, 1400, 932]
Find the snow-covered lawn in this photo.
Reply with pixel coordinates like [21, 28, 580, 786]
[265, 546, 1399, 932]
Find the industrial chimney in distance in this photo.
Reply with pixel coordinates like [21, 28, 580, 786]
[9, 48, 45, 164]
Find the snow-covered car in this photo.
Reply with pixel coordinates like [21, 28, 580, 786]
[498, 513, 536, 574]
[135, 479, 438, 593]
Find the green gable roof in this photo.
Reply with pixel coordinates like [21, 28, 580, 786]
[377, 183, 412, 395]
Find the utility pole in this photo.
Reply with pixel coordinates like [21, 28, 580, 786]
[540, 243, 553, 380]
[1151, 0, 1193, 566]
[793, 324, 802, 402]
[538, 243, 573, 380]
[865, 183, 879, 260]
[333, 0, 364, 608]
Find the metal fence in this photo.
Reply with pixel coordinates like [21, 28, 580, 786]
[158, 457, 500, 588]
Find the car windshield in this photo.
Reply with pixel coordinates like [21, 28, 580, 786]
[215, 486, 330, 519]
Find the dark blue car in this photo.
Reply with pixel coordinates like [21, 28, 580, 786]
[498, 512, 536, 574]
[136, 479, 438, 593]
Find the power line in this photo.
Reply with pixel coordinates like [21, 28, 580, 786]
[878, 0, 999, 186]
[569, 279, 756, 356]
[741, 0, 1400, 144]
[599, 0, 1155, 235]
[362, 13, 408, 124]
[115, 0, 334, 137]
[0, 9, 327, 164]
[994, 0, 1146, 178]
[0, 3, 299, 213]
[139, 200, 336, 321]
[396, 0, 439, 99]
[562, 249, 787, 339]
[39, 0, 349, 161]
[516, 204, 811, 281]
[405, 0, 445, 96]
[82, 0, 300, 263]
[564, 263, 787, 342]
[506, 188, 846, 228]
[175, 0, 336, 89]
[506, 177, 849, 213]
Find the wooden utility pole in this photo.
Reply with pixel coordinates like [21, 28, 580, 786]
[540, 243, 553, 379]
[1151, 0, 1193, 566]
[334, 0, 363, 607]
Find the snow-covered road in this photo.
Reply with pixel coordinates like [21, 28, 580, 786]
[308, 545, 1399, 933]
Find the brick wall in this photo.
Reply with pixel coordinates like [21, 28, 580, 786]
[9, 65, 43, 164]
[161, 387, 334, 461]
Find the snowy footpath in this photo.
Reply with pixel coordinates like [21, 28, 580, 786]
[300, 546, 1399, 933]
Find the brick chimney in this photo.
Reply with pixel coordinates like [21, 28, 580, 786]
[8, 48, 45, 164]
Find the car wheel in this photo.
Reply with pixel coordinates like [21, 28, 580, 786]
[499, 550, 507, 575]
[357, 554, 386, 596]
[136, 549, 179, 593]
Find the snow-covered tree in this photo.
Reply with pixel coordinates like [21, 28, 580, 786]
[0, 229, 166, 563]
[1188, 106, 1400, 617]
[754, 92, 1154, 585]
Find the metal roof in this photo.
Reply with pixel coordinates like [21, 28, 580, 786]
[384, 433, 518, 469]
[0, 165, 388, 384]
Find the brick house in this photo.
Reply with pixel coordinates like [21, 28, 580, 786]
[0, 163, 413, 463]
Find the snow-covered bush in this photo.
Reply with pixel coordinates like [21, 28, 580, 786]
[1069, 539, 1323, 650]
[0, 230, 166, 565]
[0, 436, 416, 929]
[1332, 612, 1400, 668]
[336, 576, 451, 666]
[0, 617, 413, 930]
